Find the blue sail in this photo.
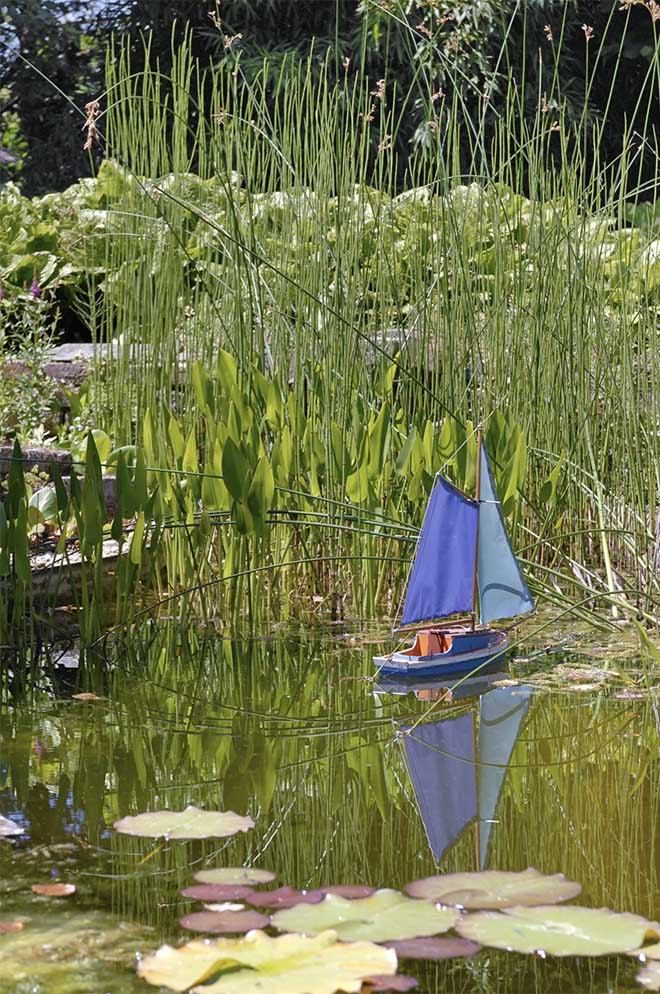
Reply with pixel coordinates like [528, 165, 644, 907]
[400, 477, 478, 627]
[477, 448, 534, 625]
[477, 685, 533, 868]
[403, 714, 477, 861]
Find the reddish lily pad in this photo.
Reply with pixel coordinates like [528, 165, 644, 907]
[406, 869, 581, 909]
[0, 920, 24, 933]
[248, 886, 325, 909]
[193, 867, 276, 886]
[114, 806, 253, 840]
[31, 883, 76, 897]
[363, 975, 418, 992]
[179, 910, 269, 934]
[384, 937, 481, 960]
[181, 885, 255, 902]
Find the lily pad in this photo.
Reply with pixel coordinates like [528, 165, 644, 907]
[31, 883, 76, 897]
[406, 869, 581, 909]
[0, 814, 24, 837]
[179, 909, 269, 934]
[271, 889, 458, 943]
[138, 928, 397, 994]
[113, 806, 253, 840]
[0, 920, 24, 933]
[181, 884, 255, 902]
[193, 867, 276, 886]
[456, 906, 660, 956]
[384, 937, 481, 960]
[633, 944, 660, 960]
[248, 886, 325, 908]
[638, 961, 660, 990]
[321, 886, 377, 899]
[362, 975, 418, 992]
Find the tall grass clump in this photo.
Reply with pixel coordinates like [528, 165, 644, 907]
[70, 6, 660, 626]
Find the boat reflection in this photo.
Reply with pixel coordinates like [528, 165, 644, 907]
[376, 672, 533, 867]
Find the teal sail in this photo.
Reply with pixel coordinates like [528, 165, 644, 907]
[477, 447, 534, 625]
[400, 477, 478, 628]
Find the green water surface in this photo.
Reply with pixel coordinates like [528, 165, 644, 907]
[1, 622, 658, 993]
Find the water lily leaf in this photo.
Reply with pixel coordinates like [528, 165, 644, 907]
[0, 920, 24, 933]
[384, 937, 481, 960]
[0, 814, 24, 837]
[179, 909, 268, 934]
[31, 883, 76, 897]
[638, 960, 660, 990]
[113, 805, 253, 840]
[456, 906, 660, 956]
[193, 867, 276, 886]
[362, 975, 417, 992]
[406, 869, 581, 909]
[138, 928, 397, 994]
[181, 884, 255, 902]
[271, 889, 458, 943]
[248, 886, 325, 908]
[321, 886, 377, 899]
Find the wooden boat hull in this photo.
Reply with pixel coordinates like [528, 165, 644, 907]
[373, 627, 508, 678]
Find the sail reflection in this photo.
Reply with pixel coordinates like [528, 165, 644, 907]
[379, 674, 533, 867]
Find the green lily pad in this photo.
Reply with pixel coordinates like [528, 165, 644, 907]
[193, 867, 276, 886]
[456, 906, 660, 957]
[632, 944, 660, 960]
[271, 889, 458, 943]
[0, 814, 24, 837]
[113, 806, 253, 840]
[406, 869, 581, 909]
[138, 928, 397, 994]
[181, 884, 255, 902]
[638, 961, 660, 990]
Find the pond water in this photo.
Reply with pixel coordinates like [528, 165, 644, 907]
[1, 618, 659, 993]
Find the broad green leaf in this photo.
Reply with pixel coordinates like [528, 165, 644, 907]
[168, 416, 186, 462]
[271, 889, 458, 943]
[406, 869, 581, 909]
[217, 348, 239, 395]
[138, 929, 397, 994]
[183, 430, 199, 476]
[193, 867, 276, 886]
[91, 429, 112, 467]
[456, 906, 659, 956]
[192, 360, 214, 412]
[367, 402, 391, 480]
[540, 452, 565, 505]
[28, 486, 58, 525]
[130, 511, 145, 565]
[396, 427, 417, 476]
[113, 805, 254, 840]
[247, 456, 274, 517]
[222, 438, 250, 503]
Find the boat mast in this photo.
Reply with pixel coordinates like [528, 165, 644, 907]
[471, 425, 483, 631]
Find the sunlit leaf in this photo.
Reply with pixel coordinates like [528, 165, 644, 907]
[193, 867, 276, 886]
[138, 929, 397, 994]
[271, 889, 458, 943]
[113, 805, 253, 840]
[456, 906, 660, 956]
[405, 869, 581, 909]
[321, 886, 377, 899]
[179, 909, 268, 934]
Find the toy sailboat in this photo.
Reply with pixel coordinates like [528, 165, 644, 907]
[374, 429, 533, 677]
